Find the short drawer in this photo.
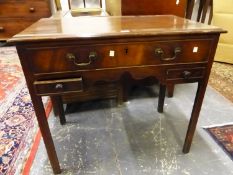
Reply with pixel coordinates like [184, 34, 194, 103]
[27, 39, 213, 74]
[0, 1, 51, 18]
[0, 19, 35, 40]
[166, 67, 206, 82]
[34, 78, 83, 96]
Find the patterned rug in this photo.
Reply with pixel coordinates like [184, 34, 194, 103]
[206, 62, 233, 161]
[0, 47, 51, 175]
[205, 124, 233, 160]
[208, 62, 233, 103]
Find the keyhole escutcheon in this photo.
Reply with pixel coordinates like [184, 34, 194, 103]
[124, 48, 128, 55]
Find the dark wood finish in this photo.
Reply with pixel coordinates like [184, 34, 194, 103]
[51, 96, 59, 116]
[61, 82, 123, 104]
[198, 0, 213, 24]
[53, 0, 116, 118]
[166, 67, 205, 81]
[51, 82, 123, 123]
[167, 84, 175, 97]
[187, 0, 213, 24]
[27, 39, 212, 73]
[121, 0, 187, 17]
[34, 78, 83, 96]
[120, 0, 187, 99]
[0, 0, 52, 41]
[0, 19, 35, 39]
[25, 88, 61, 174]
[158, 84, 166, 113]
[197, 0, 204, 21]
[52, 96, 66, 125]
[9, 15, 225, 174]
[0, 1, 50, 18]
[186, 0, 195, 19]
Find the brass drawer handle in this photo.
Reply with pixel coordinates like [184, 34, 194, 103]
[0, 27, 5, 32]
[155, 47, 181, 61]
[29, 7, 35, 13]
[66, 52, 97, 66]
[55, 83, 63, 89]
[182, 71, 192, 80]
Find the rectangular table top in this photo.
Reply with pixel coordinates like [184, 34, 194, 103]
[8, 15, 226, 43]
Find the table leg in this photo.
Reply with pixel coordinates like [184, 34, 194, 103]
[52, 96, 66, 125]
[167, 83, 175, 98]
[31, 95, 61, 174]
[50, 96, 59, 117]
[117, 83, 123, 105]
[183, 81, 207, 153]
[157, 84, 166, 113]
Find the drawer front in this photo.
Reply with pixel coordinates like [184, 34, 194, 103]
[0, 19, 35, 40]
[34, 78, 83, 96]
[28, 39, 212, 74]
[0, 1, 51, 18]
[166, 67, 205, 83]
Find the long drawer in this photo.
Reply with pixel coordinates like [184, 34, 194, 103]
[27, 39, 213, 74]
[0, 1, 51, 18]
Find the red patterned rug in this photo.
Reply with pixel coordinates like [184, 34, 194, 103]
[205, 124, 233, 160]
[0, 47, 52, 175]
